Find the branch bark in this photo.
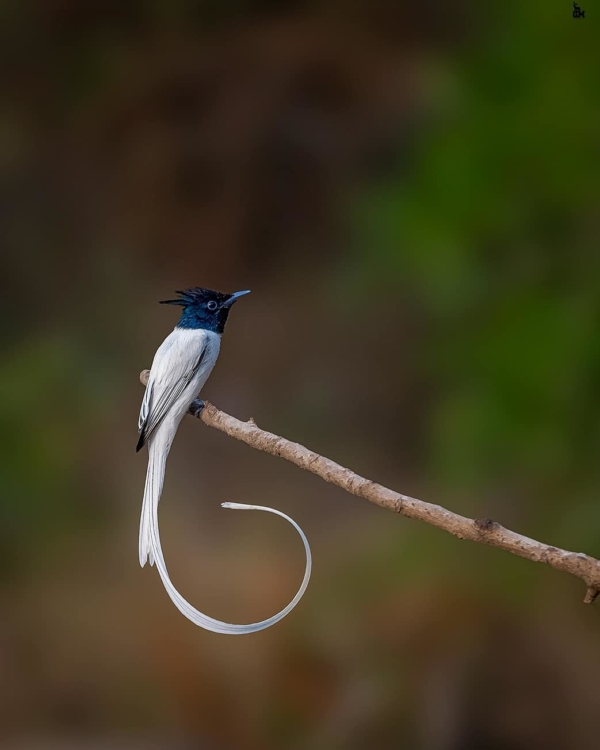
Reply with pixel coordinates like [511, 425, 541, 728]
[140, 369, 600, 604]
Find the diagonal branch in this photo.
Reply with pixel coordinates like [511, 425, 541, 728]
[139, 369, 600, 604]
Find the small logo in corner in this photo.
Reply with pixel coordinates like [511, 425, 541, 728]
[573, 2, 586, 18]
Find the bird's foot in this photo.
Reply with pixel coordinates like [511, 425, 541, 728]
[190, 399, 206, 418]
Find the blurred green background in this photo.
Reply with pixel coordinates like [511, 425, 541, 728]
[2, 2, 600, 749]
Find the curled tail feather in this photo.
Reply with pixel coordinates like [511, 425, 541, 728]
[140, 439, 312, 634]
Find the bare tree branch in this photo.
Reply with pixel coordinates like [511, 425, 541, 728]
[140, 369, 600, 604]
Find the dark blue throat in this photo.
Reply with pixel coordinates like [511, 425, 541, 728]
[176, 304, 231, 334]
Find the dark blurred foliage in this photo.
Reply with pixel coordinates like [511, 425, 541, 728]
[1, 1, 600, 749]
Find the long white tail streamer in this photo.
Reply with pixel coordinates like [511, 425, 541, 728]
[141, 441, 312, 634]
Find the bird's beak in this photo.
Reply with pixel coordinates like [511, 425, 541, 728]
[223, 289, 251, 307]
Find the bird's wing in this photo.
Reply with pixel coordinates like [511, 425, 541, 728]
[136, 329, 208, 452]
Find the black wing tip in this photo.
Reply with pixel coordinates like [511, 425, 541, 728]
[136, 433, 146, 452]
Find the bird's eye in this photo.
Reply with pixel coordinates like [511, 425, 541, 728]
[207, 300, 218, 311]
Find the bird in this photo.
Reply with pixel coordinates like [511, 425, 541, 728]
[137, 287, 311, 634]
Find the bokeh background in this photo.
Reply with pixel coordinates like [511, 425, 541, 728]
[2, 2, 600, 748]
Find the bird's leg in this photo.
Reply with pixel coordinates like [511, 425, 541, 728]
[189, 399, 206, 418]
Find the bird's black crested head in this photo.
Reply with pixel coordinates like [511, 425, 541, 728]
[160, 287, 250, 334]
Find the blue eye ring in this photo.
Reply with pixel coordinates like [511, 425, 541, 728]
[207, 300, 218, 311]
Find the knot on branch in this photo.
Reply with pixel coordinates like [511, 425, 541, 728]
[541, 546, 559, 564]
[474, 517, 498, 533]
